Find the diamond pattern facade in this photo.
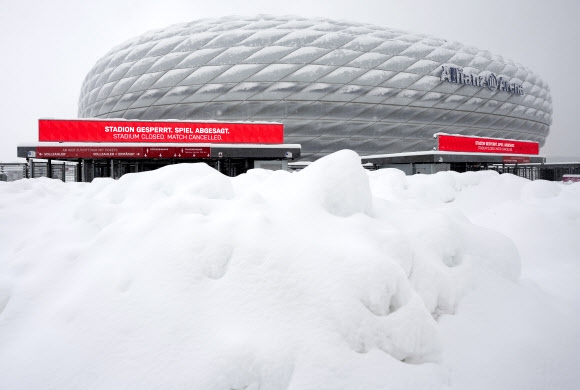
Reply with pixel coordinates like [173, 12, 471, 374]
[78, 16, 552, 160]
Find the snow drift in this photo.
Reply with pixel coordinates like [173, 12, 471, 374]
[0, 150, 579, 389]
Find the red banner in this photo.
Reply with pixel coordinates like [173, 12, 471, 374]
[39, 119, 283, 144]
[437, 134, 539, 155]
[36, 146, 211, 159]
[563, 175, 580, 183]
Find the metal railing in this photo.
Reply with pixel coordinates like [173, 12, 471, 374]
[490, 163, 580, 181]
[0, 162, 78, 182]
[30, 161, 78, 182]
[0, 163, 27, 181]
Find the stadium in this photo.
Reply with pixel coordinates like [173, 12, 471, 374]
[77, 15, 552, 160]
[15, 15, 566, 181]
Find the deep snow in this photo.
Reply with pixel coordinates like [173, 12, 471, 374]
[0, 150, 579, 389]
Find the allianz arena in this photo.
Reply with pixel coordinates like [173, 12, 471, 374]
[78, 15, 552, 160]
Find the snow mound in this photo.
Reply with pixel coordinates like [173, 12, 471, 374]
[0, 151, 579, 389]
[520, 179, 561, 200]
[298, 149, 373, 216]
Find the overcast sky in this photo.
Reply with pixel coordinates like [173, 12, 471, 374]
[1, 0, 578, 161]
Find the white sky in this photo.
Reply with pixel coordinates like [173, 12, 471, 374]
[1, 0, 578, 161]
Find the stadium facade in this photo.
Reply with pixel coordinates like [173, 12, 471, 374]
[77, 15, 552, 161]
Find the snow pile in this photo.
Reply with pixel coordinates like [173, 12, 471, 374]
[0, 150, 579, 389]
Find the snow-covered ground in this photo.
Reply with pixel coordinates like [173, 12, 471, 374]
[0, 150, 579, 389]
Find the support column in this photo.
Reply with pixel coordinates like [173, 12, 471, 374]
[77, 160, 82, 182]
[47, 159, 52, 179]
[81, 159, 87, 182]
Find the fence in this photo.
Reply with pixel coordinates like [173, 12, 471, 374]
[0, 162, 78, 182]
[0, 163, 27, 182]
[30, 161, 78, 182]
[490, 163, 580, 182]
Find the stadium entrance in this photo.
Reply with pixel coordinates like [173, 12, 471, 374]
[17, 119, 300, 182]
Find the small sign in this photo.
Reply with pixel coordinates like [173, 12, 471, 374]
[502, 156, 531, 164]
[563, 175, 580, 183]
[180, 147, 211, 158]
[146, 147, 172, 158]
